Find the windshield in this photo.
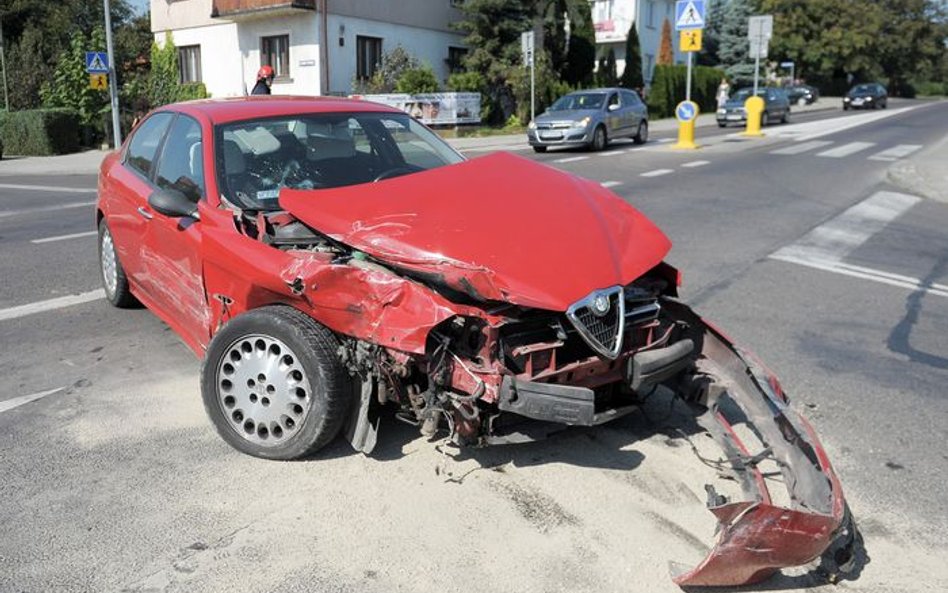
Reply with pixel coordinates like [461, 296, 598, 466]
[216, 112, 464, 210]
[733, 88, 767, 101]
[550, 93, 605, 111]
[851, 84, 873, 94]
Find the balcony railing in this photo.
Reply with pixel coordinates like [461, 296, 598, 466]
[212, 0, 316, 18]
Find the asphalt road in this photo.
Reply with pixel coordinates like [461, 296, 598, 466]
[1, 101, 946, 593]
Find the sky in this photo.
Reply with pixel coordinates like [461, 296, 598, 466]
[129, 0, 149, 15]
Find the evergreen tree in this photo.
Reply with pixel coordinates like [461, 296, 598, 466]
[602, 49, 618, 86]
[718, 0, 757, 83]
[619, 21, 644, 90]
[698, 0, 726, 67]
[657, 18, 674, 65]
[562, 0, 596, 86]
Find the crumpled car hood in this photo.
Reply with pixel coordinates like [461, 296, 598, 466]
[280, 152, 670, 311]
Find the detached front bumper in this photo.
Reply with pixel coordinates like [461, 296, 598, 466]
[665, 302, 857, 587]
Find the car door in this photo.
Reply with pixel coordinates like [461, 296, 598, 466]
[139, 114, 210, 348]
[106, 112, 175, 284]
[622, 90, 645, 132]
[605, 92, 622, 135]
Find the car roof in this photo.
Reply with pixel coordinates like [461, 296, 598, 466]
[159, 96, 404, 125]
[567, 88, 628, 94]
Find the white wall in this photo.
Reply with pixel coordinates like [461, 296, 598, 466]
[326, 14, 465, 95]
[235, 14, 322, 96]
[164, 23, 244, 97]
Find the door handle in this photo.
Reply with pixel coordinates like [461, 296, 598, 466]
[137, 206, 153, 220]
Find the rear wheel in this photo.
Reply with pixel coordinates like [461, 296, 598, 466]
[761, 111, 770, 126]
[98, 219, 137, 308]
[533, 146, 547, 153]
[589, 125, 607, 151]
[781, 110, 789, 124]
[201, 306, 353, 460]
[633, 120, 649, 144]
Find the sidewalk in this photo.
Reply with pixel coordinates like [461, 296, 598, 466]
[0, 97, 842, 176]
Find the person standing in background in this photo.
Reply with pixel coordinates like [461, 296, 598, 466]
[252, 65, 275, 95]
[716, 77, 730, 110]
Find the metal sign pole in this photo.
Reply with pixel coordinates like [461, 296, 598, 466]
[0, 19, 9, 112]
[753, 46, 760, 95]
[103, 0, 122, 147]
[686, 51, 692, 102]
[530, 46, 535, 123]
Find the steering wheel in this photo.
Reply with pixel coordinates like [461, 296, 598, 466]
[373, 166, 420, 183]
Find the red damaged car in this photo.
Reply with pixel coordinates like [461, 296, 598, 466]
[96, 97, 858, 587]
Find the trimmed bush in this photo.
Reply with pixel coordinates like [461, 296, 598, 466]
[0, 109, 80, 156]
[913, 81, 946, 97]
[647, 64, 726, 119]
[397, 66, 440, 94]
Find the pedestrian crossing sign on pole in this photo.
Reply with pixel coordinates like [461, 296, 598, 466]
[675, 0, 706, 31]
[85, 52, 109, 74]
[680, 29, 702, 52]
[89, 74, 108, 90]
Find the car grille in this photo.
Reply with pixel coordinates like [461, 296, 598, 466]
[566, 286, 625, 359]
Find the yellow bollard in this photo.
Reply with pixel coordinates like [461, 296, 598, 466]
[743, 96, 765, 137]
[672, 100, 699, 150]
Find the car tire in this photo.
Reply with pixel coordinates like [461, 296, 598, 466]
[633, 120, 648, 144]
[201, 306, 353, 460]
[98, 219, 138, 308]
[761, 111, 770, 127]
[718, 122, 727, 128]
[843, 104, 850, 111]
[533, 146, 547, 153]
[882, 100, 887, 109]
[590, 125, 607, 151]
[781, 110, 789, 124]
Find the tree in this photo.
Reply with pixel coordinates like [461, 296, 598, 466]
[40, 28, 110, 125]
[453, 0, 534, 123]
[619, 21, 644, 90]
[352, 46, 421, 94]
[657, 18, 674, 65]
[561, 0, 596, 86]
[698, 0, 727, 66]
[598, 48, 618, 86]
[717, 0, 757, 83]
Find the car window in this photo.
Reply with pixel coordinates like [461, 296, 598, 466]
[621, 90, 641, 107]
[126, 113, 174, 178]
[550, 93, 605, 111]
[155, 115, 205, 203]
[608, 93, 619, 108]
[216, 112, 463, 210]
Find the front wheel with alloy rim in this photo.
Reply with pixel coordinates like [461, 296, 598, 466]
[98, 219, 138, 308]
[201, 306, 352, 460]
[589, 125, 607, 151]
[633, 120, 648, 144]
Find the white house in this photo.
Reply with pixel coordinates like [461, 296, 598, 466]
[591, 0, 683, 84]
[150, 0, 467, 97]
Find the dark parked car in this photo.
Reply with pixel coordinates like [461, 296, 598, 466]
[527, 88, 648, 152]
[716, 87, 791, 127]
[844, 83, 887, 110]
[786, 84, 819, 106]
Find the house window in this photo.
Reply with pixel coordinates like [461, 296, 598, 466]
[647, 1, 656, 28]
[261, 34, 290, 80]
[645, 53, 654, 82]
[178, 45, 201, 83]
[356, 35, 383, 81]
[447, 46, 468, 73]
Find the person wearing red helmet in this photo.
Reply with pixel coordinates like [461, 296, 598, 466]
[251, 65, 275, 95]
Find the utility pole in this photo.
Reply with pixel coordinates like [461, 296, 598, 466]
[0, 16, 9, 112]
[103, 0, 122, 147]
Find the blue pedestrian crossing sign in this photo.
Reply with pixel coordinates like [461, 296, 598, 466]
[675, 0, 706, 30]
[85, 52, 109, 74]
[675, 101, 699, 122]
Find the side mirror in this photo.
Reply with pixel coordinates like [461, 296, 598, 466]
[608, 103, 620, 112]
[148, 188, 200, 220]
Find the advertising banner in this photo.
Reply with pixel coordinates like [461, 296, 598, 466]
[354, 92, 481, 125]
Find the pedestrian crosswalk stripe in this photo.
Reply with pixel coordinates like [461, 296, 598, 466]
[816, 141, 875, 158]
[868, 144, 922, 162]
[770, 140, 834, 155]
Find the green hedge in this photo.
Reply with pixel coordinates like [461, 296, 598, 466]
[648, 64, 726, 119]
[0, 109, 80, 156]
